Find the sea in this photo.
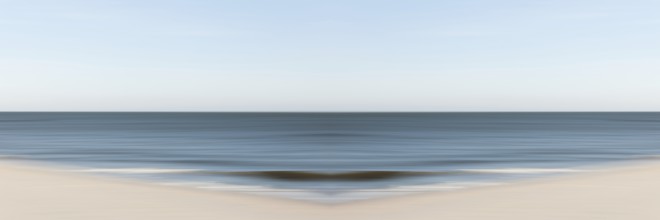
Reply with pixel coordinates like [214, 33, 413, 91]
[1, 112, 659, 203]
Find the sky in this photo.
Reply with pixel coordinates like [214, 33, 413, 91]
[2, 0, 660, 112]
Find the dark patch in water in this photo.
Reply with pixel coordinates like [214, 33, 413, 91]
[221, 171, 448, 181]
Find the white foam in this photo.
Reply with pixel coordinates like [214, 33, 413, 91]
[74, 168, 203, 174]
[459, 168, 585, 174]
[70, 166, 588, 203]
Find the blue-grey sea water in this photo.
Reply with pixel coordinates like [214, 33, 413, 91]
[1, 112, 659, 202]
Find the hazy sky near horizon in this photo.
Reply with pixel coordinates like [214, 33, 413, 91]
[2, 0, 660, 111]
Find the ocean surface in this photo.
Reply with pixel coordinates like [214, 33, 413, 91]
[1, 112, 659, 202]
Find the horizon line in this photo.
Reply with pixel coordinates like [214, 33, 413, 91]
[1, 111, 660, 113]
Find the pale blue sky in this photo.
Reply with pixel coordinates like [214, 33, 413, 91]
[2, 0, 660, 111]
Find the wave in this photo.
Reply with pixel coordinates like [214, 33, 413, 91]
[73, 167, 587, 181]
[225, 171, 440, 181]
[74, 168, 440, 180]
[458, 168, 585, 174]
[75, 168, 203, 174]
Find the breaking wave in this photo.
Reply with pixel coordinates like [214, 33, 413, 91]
[74, 167, 586, 181]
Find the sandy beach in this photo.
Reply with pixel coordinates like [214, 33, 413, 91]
[0, 161, 327, 220]
[3, 161, 660, 219]
[337, 162, 660, 220]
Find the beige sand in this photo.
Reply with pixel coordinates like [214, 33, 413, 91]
[0, 161, 328, 220]
[2, 161, 660, 219]
[337, 162, 660, 220]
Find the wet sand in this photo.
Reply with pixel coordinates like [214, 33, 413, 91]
[2, 161, 660, 219]
[0, 161, 327, 220]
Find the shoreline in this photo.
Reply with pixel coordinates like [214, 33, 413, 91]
[337, 160, 660, 219]
[11, 159, 605, 204]
[3, 160, 660, 219]
[0, 160, 327, 220]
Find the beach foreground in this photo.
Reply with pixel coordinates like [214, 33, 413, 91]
[2, 161, 660, 219]
[0, 162, 327, 220]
